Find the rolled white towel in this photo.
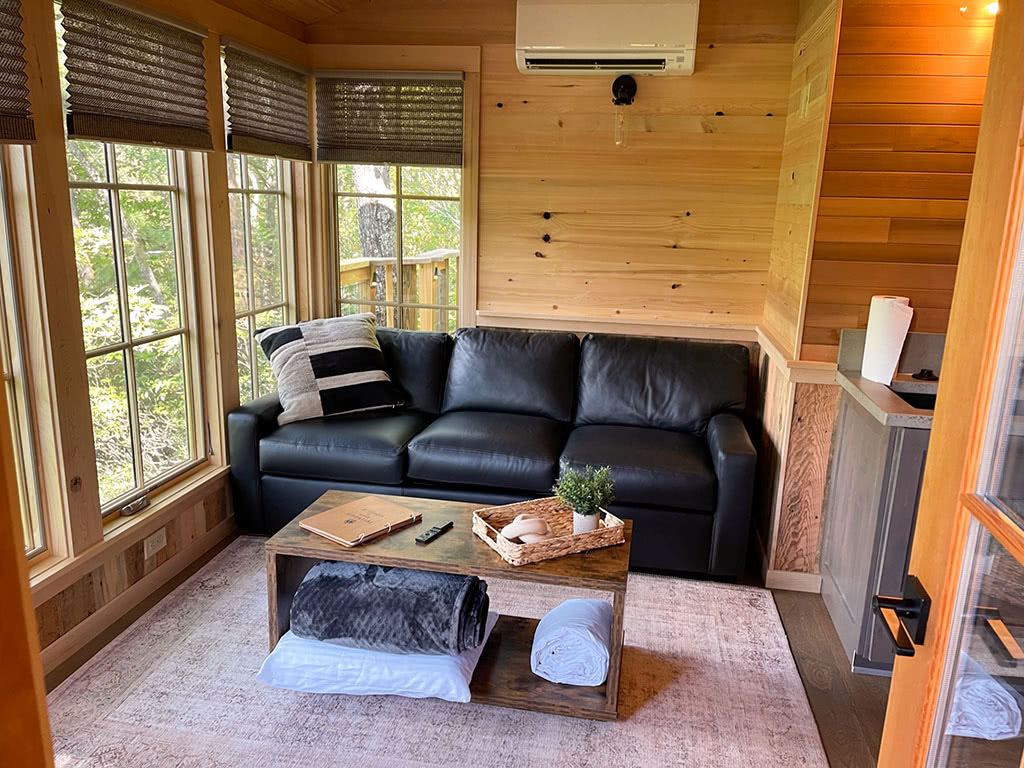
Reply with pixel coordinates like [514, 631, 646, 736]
[946, 652, 1023, 741]
[530, 598, 612, 686]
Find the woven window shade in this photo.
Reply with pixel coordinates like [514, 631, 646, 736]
[0, 0, 33, 143]
[59, 0, 212, 151]
[224, 46, 310, 162]
[316, 76, 464, 167]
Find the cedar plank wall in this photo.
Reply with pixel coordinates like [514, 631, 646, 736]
[308, 0, 801, 329]
[800, 0, 994, 362]
[762, 0, 841, 359]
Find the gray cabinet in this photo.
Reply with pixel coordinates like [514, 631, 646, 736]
[819, 389, 930, 674]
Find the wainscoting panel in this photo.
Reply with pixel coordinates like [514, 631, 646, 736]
[35, 479, 233, 671]
[771, 382, 840, 574]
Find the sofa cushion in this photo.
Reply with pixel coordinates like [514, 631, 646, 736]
[259, 411, 433, 485]
[575, 333, 748, 434]
[560, 425, 716, 512]
[442, 328, 578, 421]
[256, 314, 403, 426]
[376, 328, 452, 415]
[408, 411, 569, 492]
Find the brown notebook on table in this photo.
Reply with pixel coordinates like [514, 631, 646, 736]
[299, 496, 422, 547]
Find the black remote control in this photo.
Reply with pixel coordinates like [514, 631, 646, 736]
[415, 520, 453, 545]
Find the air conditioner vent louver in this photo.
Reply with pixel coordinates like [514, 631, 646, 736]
[524, 57, 668, 72]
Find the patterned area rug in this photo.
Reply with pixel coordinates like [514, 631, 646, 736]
[48, 537, 827, 768]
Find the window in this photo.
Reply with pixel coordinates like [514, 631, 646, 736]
[67, 140, 206, 513]
[333, 164, 461, 332]
[228, 154, 292, 402]
[0, 160, 43, 556]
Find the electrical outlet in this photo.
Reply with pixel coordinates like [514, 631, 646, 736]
[144, 527, 167, 560]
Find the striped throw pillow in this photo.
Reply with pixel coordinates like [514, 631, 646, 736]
[256, 314, 403, 426]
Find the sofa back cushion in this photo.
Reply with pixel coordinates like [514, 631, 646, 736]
[376, 328, 452, 415]
[443, 328, 578, 421]
[575, 334, 748, 434]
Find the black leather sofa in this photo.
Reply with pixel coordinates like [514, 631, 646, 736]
[228, 327, 757, 577]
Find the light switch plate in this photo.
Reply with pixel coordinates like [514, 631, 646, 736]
[144, 527, 167, 560]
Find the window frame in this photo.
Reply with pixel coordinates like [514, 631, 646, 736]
[67, 140, 209, 518]
[0, 153, 46, 559]
[329, 162, 463, 331]
[227, 153, 295, 403]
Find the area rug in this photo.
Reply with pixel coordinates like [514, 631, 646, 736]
[48, 536, 828, 768]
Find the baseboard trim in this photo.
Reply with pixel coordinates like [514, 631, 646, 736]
[40, 517, 237, 674]
[766, 569, 822, 593]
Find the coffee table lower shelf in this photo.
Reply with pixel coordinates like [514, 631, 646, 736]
[470, 615, 615, 721]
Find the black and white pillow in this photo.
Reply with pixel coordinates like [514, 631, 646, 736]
[256, 314, 403, 425]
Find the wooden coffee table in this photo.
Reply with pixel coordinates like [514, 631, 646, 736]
[265, 490, 632, 721]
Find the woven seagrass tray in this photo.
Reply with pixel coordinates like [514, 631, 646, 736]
[472, 496, 625, 566]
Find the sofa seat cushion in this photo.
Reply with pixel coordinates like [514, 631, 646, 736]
[260, 411, 433, 485]
[560, 425, 716, 512]
[408, 411, 569, 492]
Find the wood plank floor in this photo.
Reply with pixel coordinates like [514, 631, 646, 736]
[773, 589, 891, 768]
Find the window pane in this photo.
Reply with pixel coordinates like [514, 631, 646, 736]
[135, 335, 190, 481]
[405, 307, 457, 333]
[340, 302, 389, 328]
[119, 190, 181, 338]
[67, 139, 108, 184]
[402, 199, 459, 309]
[229, 192, 249, 313]
[114, 144, 170, 186]
[246, 155, 280, 190]
[336, 163, 395, 195]
[71, 188, 122, 350]
[930, 522, 1024, 767]
[227, 154, 243, 189]
[254, 307, 284, 398]
[336, 196, 396, 304]
[250, 193, 283, 308]
[236, 317, 253, 403]
[87, 351, 135, 505]
[401, 166, 461, 198]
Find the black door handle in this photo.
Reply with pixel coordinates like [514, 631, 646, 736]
[872, 575, 931, 657]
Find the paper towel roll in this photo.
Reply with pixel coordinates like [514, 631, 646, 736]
[862, 296, 914, 385]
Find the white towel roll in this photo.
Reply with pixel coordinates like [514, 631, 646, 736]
[862, 295, 914, 385]
[946, 652, 1023, 741]
[530, 598, 612, 687]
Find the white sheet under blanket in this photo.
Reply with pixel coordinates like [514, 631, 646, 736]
[946, 652, 1023, 741]
[530, 598, 612, 687]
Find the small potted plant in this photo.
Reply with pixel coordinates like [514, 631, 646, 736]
[553, 465, 615, 534]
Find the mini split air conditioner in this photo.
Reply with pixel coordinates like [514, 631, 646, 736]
[515, 0, 700, 76]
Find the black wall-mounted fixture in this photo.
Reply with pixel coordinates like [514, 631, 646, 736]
[611, 75, 637, 106]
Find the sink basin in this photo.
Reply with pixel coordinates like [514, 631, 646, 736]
[892, 390, 937, 410]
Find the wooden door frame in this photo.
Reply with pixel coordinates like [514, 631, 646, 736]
[877, 1, 1024, 765]
[0, 377, 54, 765]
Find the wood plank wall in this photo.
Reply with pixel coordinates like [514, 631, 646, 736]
[763, 0, 841, 359]
[800, 0, 994, 362]
[476, 1, 798, 328]
[304, 0, 801, 330]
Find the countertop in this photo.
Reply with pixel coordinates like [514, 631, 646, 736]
[835, 369, 936, 428]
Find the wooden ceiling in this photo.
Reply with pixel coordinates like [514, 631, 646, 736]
[219, 0, 347, 29]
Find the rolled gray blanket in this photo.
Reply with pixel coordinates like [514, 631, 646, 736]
[289, 561, 490, 655]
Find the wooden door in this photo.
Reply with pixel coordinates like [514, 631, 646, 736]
[0, 381, 53, 764]
[876, 2, 1024, 765]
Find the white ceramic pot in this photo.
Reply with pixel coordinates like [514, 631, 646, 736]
[573, 510, 600, 534]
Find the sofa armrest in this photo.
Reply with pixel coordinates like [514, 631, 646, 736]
[706, 412, 757, 577]
[227, 394, 282, 533]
